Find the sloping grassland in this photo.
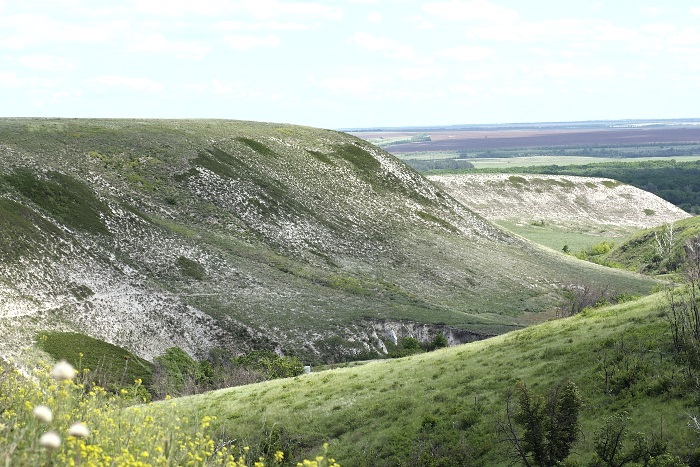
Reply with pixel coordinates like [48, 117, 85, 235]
[172, 292, 696, 465]
[0, 119, 655, 363]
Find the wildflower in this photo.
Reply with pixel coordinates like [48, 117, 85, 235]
[39, 431, 62, 449]
[68, 422, 90, 439]
[33, 405, 53, 423]
[274, 451, 285, 462]
[51, 360, 76, 381]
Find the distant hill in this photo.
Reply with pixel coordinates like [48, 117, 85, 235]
[429, 173, 689, 229]
[0, 119, 656, 364]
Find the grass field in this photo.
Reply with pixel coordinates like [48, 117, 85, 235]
[399, 153, 700, 169]
[170, 291, 697, 465]
[494, 220, 633, 253]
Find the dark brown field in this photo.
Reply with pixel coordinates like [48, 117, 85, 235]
[351, 126, 700, 154]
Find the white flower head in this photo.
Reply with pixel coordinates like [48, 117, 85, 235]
[39, 431, 61, 449]
[32, 405, 53, 423]
[51, 360, 76, 381]
[68, 422, 90, 439]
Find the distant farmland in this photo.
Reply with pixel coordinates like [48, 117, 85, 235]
[351, 126, 700, 154]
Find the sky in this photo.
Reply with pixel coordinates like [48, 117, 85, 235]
[1, 0, 700, 129]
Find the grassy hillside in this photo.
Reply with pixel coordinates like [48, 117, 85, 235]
[171, 291, 697, 465]
[0, 118, 656, 364]
[605, 215, 700, 275]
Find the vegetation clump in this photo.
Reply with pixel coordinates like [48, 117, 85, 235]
[499, 380, 582, 466]
[4, 169, 111, 235]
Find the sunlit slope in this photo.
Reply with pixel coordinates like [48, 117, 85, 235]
[176, 292, 693, 465]
[605, 215, 700, 274]
[429, 173, 690, 251]
[0, 119, 655, 362]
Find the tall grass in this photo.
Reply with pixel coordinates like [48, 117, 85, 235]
[0, 359, 338, 466]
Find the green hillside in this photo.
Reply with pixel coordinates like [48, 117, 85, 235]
[605, 216, 700, 275]
[169, 291, 697, 465]
[0, 118, 656, 364]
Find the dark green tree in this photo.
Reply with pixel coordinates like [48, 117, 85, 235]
[500, 380, 582, 466]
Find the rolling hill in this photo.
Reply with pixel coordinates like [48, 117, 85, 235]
[169, 291, 696, 465]
[0, 119, 656, 364]
[429, 173, 691, 252]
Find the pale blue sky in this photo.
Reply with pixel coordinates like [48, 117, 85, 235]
[1, 1, 699, 128]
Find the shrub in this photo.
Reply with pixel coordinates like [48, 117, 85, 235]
[498, 380, 582, 467]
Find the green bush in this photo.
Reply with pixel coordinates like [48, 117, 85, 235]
[233, 350, 304, 379]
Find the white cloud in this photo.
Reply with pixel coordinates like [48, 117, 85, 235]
[239, 1, 343, 20]
[504, 85, 544, 97]
[129, 0, 232, 17]
[0, 71, 55, 89]
[129, 0, 342, 20]
[224, 34, 281, 50]
[451, 83, 484, 97]
[398, 66, 446, 81]
[405, 15, 434, 30]
[543, 63, 615, 80]
[216, 21, 313, 32]
[438, 45, 493, 61]
[129, 34, 209, 59]
[212, 79, 234, 95]
[668, 27, 700, 46]
[642, 23, 677, 35]
[0, 71, 22, 87]
[321, 74, 384, 95]
[91, 75, 165, 92]
[467, 17, 638, 47]
[462, 70, 493, 81]
[691, 7, 700, 16]
[349, 32, 414, 59]
[422, 0, 518, 23]
[0, 14, 126, 49]
[20, 55, 75, 72]
[367, 12, 382, 23]
[640, 6, 671, 17]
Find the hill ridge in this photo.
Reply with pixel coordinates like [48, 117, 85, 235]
[0, 118, 655, 363]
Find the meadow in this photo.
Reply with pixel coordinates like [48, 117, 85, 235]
[164, 290, 698, 465]
[6, 289, 695, 466]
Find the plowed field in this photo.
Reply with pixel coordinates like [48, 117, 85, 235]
[352, 126, 700, 153]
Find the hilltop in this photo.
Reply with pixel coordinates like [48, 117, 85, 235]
[0, 119, 655, 364]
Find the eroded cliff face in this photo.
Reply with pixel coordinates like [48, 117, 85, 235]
[363, 319, 492, 350]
